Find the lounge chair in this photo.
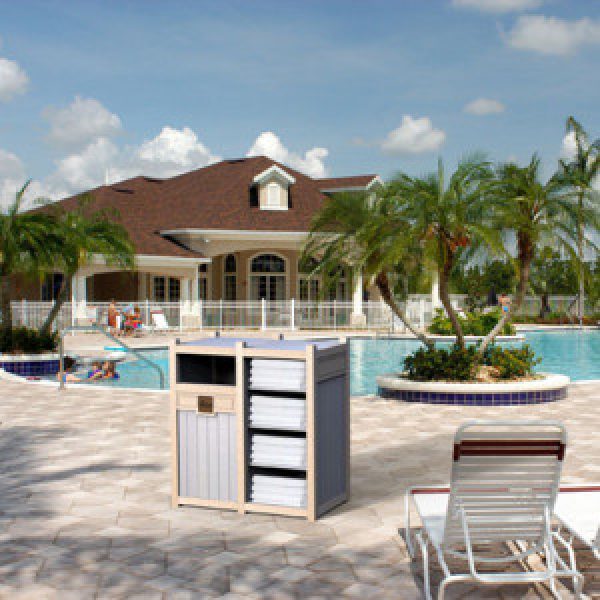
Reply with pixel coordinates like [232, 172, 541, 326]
[151, 310, 171, 330]
[554, 484, 600, 568]
[404, 420, 583, 599]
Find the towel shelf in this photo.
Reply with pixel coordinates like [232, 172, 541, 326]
[171, 336, 349, 520]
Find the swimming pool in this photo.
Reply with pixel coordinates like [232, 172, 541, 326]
[85, 330, 600, 395]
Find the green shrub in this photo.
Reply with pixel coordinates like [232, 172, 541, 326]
[404, 344, 477, 381]
[0, 327, 59, 354]
[403, 342, 539, 382]
[485, 344, 540, 379]
[428, 308, 515, 336]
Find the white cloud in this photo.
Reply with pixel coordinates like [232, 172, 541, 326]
[380, 115, 446, 155]
[561, 131, 577, 160]
[464, 97, 506, 115]
[0, 57, 28, 102]
[246, 131, 329, 178]
[0, 125, 222, 207]
[135, 126, 219, 175]
[506, 15, 600, 56]
[43, 96, 122, 148]
[451, 0, 542, 12]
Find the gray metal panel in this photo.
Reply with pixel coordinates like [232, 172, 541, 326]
[178, 411, 237, 501]
[315, 375, 348, 513]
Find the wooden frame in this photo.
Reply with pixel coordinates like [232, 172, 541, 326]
[171, 337, 349, 520]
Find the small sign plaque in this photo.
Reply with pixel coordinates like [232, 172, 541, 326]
[197, 396, 214, 414]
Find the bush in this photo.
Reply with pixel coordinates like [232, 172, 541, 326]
[485, 344, 540, 380]
[403, 342, 539, 382]
[404, 344, 477, 381]
[0, 327, 59, 354]
[428, 308, 515, 336]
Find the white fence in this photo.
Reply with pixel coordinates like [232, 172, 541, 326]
[9, 294, 586, 332]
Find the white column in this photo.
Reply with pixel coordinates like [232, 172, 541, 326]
[191, 269, 200, 315]
[71, 273, 88, 321]
[351, 271, 366, 326]
[431, 270, 442, 309]
[181, 277, 191, 315]
[138, 273, 147, 301]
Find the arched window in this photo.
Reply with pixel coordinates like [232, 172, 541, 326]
[223, 254, 237, 301]
[251, 254, 285, 273]
[249, 254, 286, 300]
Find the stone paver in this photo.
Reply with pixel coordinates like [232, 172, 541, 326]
[0, 377, 598, 598]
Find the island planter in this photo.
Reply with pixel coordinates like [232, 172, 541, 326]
[376, 373, 570, 406]
[0, 353, 61, 376]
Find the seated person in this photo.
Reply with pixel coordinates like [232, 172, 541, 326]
[124, 306, 142, 334]
[56, 356, 81, 383]
[101, 360, 120, 380]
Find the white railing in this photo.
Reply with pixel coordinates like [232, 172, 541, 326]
[9, 294, 593, 332]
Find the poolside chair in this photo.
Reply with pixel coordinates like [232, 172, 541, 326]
[404, 420, 584, 599]
[150, 310, 171, 333]
[554, 484, 600, 570]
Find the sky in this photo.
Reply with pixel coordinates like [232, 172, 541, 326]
[0, 0, 598, 207]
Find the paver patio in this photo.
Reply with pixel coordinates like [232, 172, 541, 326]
[0, 378, 598, 599]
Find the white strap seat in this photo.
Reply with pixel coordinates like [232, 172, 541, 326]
[404, 420, 584, 600]
[554, 486, 600, 561]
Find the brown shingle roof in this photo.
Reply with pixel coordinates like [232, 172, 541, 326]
[43, 157, 377, 257]
[317, 175, 378, 190]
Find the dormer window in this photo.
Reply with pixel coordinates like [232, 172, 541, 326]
[266, 182, 280, 208]
[252, 165, 296, 211]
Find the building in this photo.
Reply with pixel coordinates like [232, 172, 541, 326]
[23, 156, 381, 325]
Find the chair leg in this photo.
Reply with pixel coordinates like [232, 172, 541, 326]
[416, 531, 432, 600]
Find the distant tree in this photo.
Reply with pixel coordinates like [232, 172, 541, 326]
[479, 155, 587, 354]
[555, 116, 600, 325]
[39, 195, 135, 334]
[0, 181, 61, 341]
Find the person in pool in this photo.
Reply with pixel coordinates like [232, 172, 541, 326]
[56, 356, 81, 383]
[101, 361, 120, 380]
[86, 361, 104, 380]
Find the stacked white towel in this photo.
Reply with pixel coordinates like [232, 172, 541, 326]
[251, 434, 307, 469]
[249, 395, 306, 430]
[251, 474, 307, 507]
[249, 359, 306, 392]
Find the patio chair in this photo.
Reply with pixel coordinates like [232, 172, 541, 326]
[404, 420, 583, 599]
[553, 484, 600, 570]
[147, 310, 171, 333]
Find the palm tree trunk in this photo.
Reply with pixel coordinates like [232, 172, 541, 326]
[39, 277, 69, 335]
[438, 259, 465, 349]
[0, 274, 13, 339]
[375, 272, 434, 349]
[478, 245, 532, 356]
[577, 190, 585, 327]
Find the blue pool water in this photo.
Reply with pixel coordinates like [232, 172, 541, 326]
[82, 330, 600, 394]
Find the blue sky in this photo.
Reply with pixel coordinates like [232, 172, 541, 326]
[0, 0, 598, 204]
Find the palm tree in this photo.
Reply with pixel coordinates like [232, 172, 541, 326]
[0, 181, 62, 339]
[556, 116, 600, 326]
[39, 195, 135, 334]
[478, 155, 592, 354]
[388, 156, 499, 349]
[301, 191, 433, 347]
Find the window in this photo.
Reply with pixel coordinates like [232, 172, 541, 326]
[223, 254, 237, 301]
[168, 278, 181, 302]
[198, 264, 209, 300]
[251, 254, 285, 273]
[249, 254, 286, 301]
[153, 276, 181, 302]
[41, 273, 64, 301]
[267, 182, 279, 207]
[152, 277, 165, 302]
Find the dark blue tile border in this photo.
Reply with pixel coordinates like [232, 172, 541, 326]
[0, 359, 60, 376]
[378, 385, 567, 405]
